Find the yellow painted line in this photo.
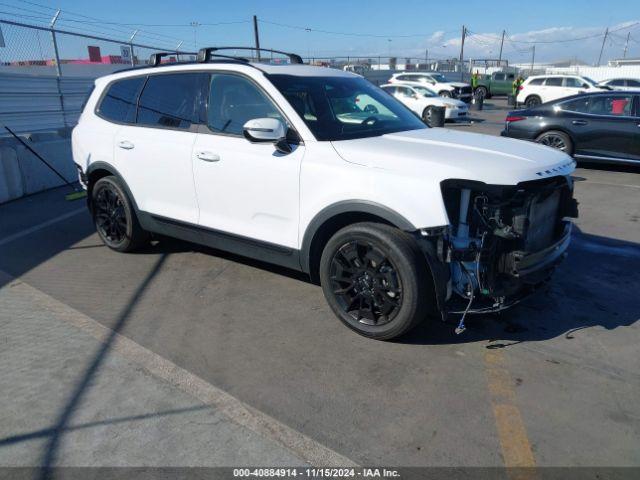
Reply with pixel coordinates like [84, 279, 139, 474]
[484, 348, 537, 478]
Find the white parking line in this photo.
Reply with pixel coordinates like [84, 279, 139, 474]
[0, 270, 357, 467]
[0, 207, 87, 248]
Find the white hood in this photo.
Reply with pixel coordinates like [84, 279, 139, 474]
[331, 128, 575, 185]
[426, 97, 467, 108]
[446, 82, 469, 88]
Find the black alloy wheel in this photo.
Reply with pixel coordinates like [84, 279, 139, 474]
[94, 185, 127, 245]
[319, 222, 431, 340]
[329, 240, 403, 326]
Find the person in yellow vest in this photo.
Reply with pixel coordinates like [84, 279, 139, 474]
[512, 75, 524, 105]
[471, 70, 479, 92]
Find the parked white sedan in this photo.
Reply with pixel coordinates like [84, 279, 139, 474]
[380, 83, 468, 124]
[597, 78, 640, 91]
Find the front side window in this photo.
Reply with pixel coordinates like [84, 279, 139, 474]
[412, 85, 437, 97]
[396, 87, 414, 98]
[137, 73, 208, 129]
[564, 77, 584, 88]
[429, 73, 447, 83]
[208, 74, 283, 136]
[268, 74, 426, 141]
[587, 95, 634, 116]
[98, 77, 145, 123]
[610, 79, 625, 86]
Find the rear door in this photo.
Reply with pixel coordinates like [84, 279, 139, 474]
[113, 72, 208, 223]
[542, 77, 566, 102]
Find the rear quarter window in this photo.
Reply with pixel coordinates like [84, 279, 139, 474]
[97, 76, 146, 123]
[528, 78, 545, 86]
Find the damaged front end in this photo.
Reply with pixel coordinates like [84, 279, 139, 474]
[419, 175, 578, 332]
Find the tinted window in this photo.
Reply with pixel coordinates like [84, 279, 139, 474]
[137, 73, 207, 129]
[610, 79, 625, 86]
[208, 74, 283, 136]
[98, 77, 145, 123]
[381, 86, 396, 95]
[395, 75, 410, 81]
[507, 73, 515, 80]
[545, 78, 563, 86]
[494, 73, 505, 81]
[528, 78, 544, 85]
[587, 95, 634, 116]
[627, 79, 640, 87]
[269, 74, 426, 141]
[559, 97, 589, 113]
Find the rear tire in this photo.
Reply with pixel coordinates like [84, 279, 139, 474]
[535, 130, 573, 155]
[91, 176, 149, 252]
[319, 222, 432, 340]
[525, 95, 542, 108]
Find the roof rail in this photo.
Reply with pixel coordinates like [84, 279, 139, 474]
[149, 51, 197, 66]
[197, 47, 303, 65]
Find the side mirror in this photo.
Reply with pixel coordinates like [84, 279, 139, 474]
[243, 118, 285, 142]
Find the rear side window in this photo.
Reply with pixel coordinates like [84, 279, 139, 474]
[558, 97, 589, 113]
[528, 78, 544, 86]
[98, 77, 145, 123]
[137, 73, 208, 129]
[627, 79, 640, 87]
[494, 73, 505, 81]
[545, 78, 563, 86]
[610, 79, 625, 86]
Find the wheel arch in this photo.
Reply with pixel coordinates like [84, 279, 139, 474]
[525, 94, 542, 104]
[86, 162, 140, 213]
[300, 201, 416, 283]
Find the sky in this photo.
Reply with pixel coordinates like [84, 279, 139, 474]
[2, 0, 640, 64]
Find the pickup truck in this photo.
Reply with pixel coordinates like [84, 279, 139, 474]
[475, 71, 516, 98]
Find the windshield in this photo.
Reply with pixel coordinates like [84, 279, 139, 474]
[582, 77, 596, 86]
[430, 73, 447, 83]
[411, 85, 437, 97]
[268, 74, 427, 141]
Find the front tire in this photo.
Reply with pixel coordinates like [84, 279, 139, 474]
[319, 223, 431, 340]
[91, 176, 149, 252]
[438, 90, 452, 98]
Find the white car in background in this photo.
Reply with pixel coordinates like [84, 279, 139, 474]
[516, 74, 604, 108]
[380, 83, 468, 124]
[388, 72, 473, 102]
[597, 78, 640, 91]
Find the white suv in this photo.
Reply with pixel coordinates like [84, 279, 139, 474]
[72, 47, 578, 340]
[389, 72, 473, 102]
[517, 75, 602, 107]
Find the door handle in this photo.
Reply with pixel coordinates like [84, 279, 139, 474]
[196, 151, 220, 162]
[117, 140, 135, 150]
[572, 120, 588, 126]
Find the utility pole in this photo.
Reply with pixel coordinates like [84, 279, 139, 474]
[498, 30, 505, 65]
[624, 31, 630, 59]
[190, 22, 199, 50]
[530, 45, 536, 74]
[253, 15, 261, 60]
[459, 25, 466, 82]
[597, 27, 609, 66]
[425, 48, 428, 69]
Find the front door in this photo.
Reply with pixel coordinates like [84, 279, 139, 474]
[192, 72, 304, 249]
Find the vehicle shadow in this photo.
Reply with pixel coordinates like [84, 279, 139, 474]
[397, 227, 640, 346]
